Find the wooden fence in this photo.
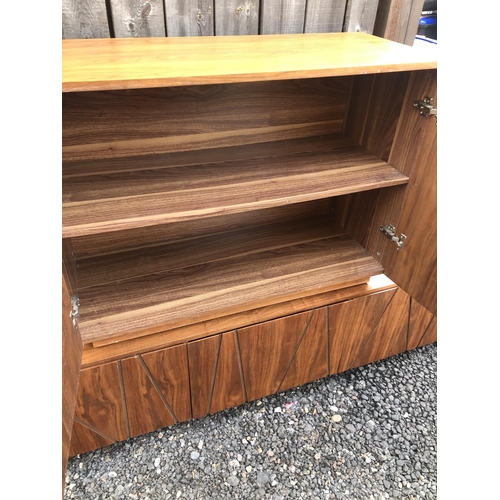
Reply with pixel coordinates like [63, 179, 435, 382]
[62, 0, 423, 44]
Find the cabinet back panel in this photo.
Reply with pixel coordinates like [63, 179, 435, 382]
[62, 77, 351, 162]
[70, 199, 332, 258]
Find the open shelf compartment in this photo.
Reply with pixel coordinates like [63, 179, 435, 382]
[73, 214, 384, 345]
[63, 133, 408, 238]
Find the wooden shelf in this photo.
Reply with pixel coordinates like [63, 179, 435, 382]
[62, 33, 437, 92]
[62, 134, 409, 238]
[75, 216, 384, 344]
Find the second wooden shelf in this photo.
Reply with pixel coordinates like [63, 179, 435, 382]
[62, 134, 409, 238]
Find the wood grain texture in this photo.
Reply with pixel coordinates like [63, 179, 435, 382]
[121, 356, 177, 438]
[165, 0, 214, 36]
[62, 272, 82, 485]
[188, 335, 220, 419]
[141, 344, 192, 422]
[62, 239, 78, 293]
[343, 0, 380, 34]
[69, 200, 331, 258]
[418, 316, 436, 347]
[81, 276, 397, 368]
[74, 217, 346, 290]
[209, 332, 247, 414]
[76, 229, 384, 343]
[62, 0, 111, 39]
[373, 0, 424, 45]
[329, 287, 409, 372]
[62, 78, 349, 162]
[70, 362, 128, 456]
[278, 307, 328, 392]
[62, 136, 409, 238]
[328, 288, 397, 373]
[109, 0, 166, 37]
[345, 72, 410, 162]
[408, 298, 436, 350]
[331, 190, 381, 249]
[62, 33, 437, 92]
[238, 310, 314, 401]
[69, 419, 114, 457]
[349, 287, 409, 369]
[260, 0, 307, 34]
[304, 0, 347, 33]
[215, 0, 259, 35]
[375, 70, 437, 314]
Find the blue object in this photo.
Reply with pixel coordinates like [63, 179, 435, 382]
[419, 16, 437, 26]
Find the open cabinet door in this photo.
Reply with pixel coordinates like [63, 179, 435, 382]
[366, 69, 437, 316]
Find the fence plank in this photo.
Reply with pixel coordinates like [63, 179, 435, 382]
[304, 0, 348, 33]
[343, 0, 380, 34]
[403, 0, 424, 45]
[110, 0, 166, 37]
[62, 0, 110, 39]
[165, 0, 214, 36]
[373, 0, 424, 44]
[215, 0, 259, 35]
[260, 0, 307, 34]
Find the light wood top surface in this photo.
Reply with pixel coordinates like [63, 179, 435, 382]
[62, 33, 437, 92]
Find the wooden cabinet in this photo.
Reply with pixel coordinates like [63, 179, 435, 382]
[62, 33, 437, 457]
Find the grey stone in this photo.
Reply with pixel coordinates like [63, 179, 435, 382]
[227, 476, 240, 486]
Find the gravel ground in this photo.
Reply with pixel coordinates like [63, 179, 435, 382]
[64, 343, 437, 500]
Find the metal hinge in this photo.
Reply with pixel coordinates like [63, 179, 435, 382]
[70, 295, 80, 329]
[413, 96, 437, 122]
[380, 224, 407, 251]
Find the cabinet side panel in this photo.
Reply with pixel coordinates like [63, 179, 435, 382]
[345, 72, 410, 162]
[62, 271, 82, 482]
[408, 300, 436, 349]
[418, 316, 437, 347]
[332, 190, 380, 248]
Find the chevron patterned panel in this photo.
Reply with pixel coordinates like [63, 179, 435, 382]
[329, 288, 409, 374]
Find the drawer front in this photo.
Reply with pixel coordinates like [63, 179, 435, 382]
[69, 286, 432, 457]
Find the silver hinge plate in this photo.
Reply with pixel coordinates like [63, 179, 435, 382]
[413, 96, 437, 122]
[70, 295, 80, 328]
[380, 224, 407, 251]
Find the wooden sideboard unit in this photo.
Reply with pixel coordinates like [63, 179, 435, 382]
[62, 33, 437, 459]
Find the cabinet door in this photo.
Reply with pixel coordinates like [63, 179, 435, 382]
[367, 69, 437, 316]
